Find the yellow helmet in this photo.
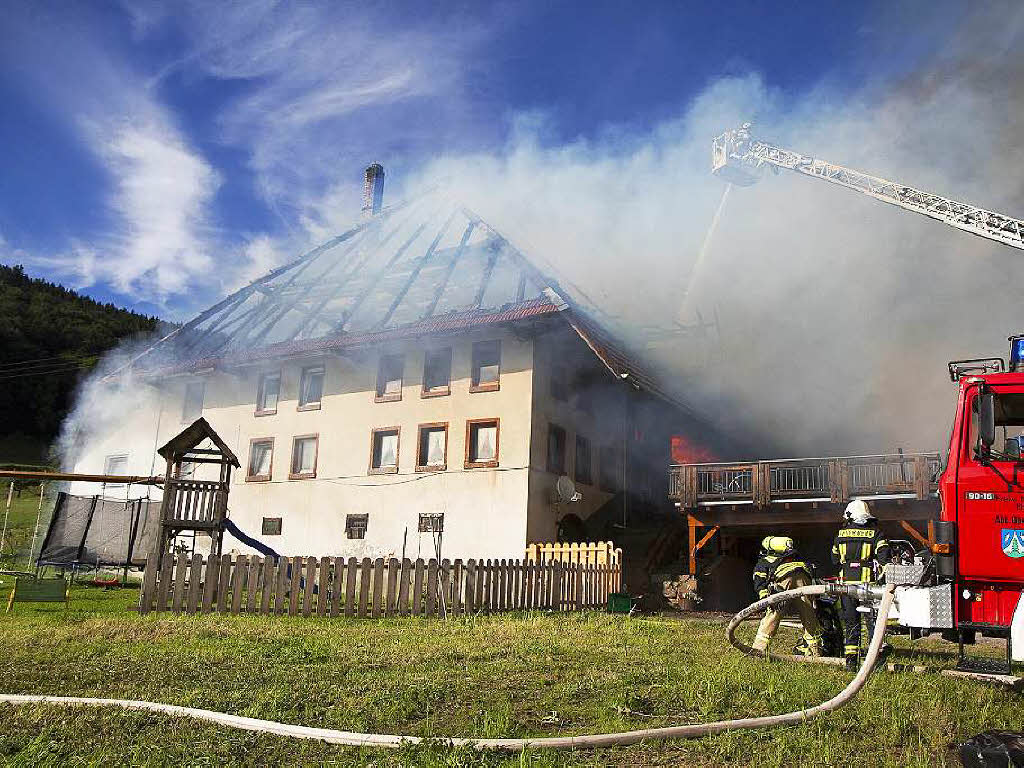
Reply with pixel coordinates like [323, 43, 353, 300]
[761, 535, 795, 555]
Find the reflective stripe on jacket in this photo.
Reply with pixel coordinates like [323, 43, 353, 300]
[752, 553, 812, 598]
[831, 524, 890, 583]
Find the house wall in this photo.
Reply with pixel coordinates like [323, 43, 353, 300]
[72, 326, 536, 561]
[526, 326, 625, 543]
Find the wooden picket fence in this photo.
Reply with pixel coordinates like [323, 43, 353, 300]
[138, 554, 622, 617]
[525, 540, 622, 567]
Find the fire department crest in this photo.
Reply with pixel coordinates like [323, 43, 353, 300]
[1001, 529, 1024, 558]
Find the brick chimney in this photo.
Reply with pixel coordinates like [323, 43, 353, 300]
[361, 163, 385, 218]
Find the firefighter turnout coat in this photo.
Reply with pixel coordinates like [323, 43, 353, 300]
[831, 523, 891, 583]
[752, 552, 813, 599]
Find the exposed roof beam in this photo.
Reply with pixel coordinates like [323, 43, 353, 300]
[421, 218, 476, 319]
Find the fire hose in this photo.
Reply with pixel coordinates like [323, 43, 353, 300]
[0, 583, 895, 751]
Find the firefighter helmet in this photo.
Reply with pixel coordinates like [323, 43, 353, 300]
[761, 535, 795, 555]
[844, 499, 875, 525]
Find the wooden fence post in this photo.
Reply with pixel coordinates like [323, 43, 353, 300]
[385, 558, 399, 617]
[425, 559, 438, 616]
[186, 553, 204, 614]
[317, 557, 331, 617]
[398, 559, 411, 617]
[412, 559, 425, 616]
[231, 554, 248, 614]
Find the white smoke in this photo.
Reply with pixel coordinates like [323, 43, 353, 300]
[393, 28, 1024, 458]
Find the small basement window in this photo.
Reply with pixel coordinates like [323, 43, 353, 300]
[416, 423, 448, 471]
[346, 513, 369, 539]
[419, 513, 444, 533]
[375, 353, 404, 402]
[370, 427, 400, 474]
[547, 423, 567, 474]
[289, 434, 318, 479]
[575, 434, 592, 485]
[262, 517, 282, 536]
[247, 438, 274, 482]
[465, 419, 499, 468]
[103, 454, 128, 488]
[182, 381, 205, 423]
[422, 348, 452, 397]
[256, 371, 281, 415]
[298, 364, 325, 410]
[470, 340, 501, 392]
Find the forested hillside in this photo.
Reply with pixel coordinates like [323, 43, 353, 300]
[0, 264, 160, 461]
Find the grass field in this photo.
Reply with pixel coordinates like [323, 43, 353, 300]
[0, 483, 52, 573]
[1, 583, 1021, 767]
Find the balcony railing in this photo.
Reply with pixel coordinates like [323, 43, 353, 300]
[669, 453, 941, 508]
[160, 478, 228, 528]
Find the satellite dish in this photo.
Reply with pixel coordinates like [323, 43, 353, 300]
[556, 475, 582, 503]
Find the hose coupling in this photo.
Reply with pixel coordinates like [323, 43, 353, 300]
[826, 582, 886, 602]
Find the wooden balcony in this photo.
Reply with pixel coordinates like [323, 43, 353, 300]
[669, 453, 941, 509]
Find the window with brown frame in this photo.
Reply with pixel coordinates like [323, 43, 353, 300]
[416, 423, 448, 471]
[255, 371, 281, 415]
[369, 427, 400, 473]
[375, 353, 404, 402]
[465, 418, 499, 468]
[247, 438, 274, 482]
[103, 454, 128, 488]
[547, 423, 567, 474]
[262, 517, 282, 536]
[575, 434, 593, 485]
[289, 434, 318, 479]
[298, 364, 325, 410]
[421, 348, 452, 397]
[345, 514, 368, 539]
[549, 364, 568, 402]
[470, 340, 501, 392]
[599, 443, 620, 492]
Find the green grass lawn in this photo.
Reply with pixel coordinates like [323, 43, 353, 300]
[1, 585, 1021, 766]
[0, 483, 52, 572]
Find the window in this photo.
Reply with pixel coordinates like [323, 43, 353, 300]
[969, 392, 1024, 462]
[103, 454, 128, 488]
[256, 372, 281, 415]
[262, 517, 282, 536]
[419, 513, 444, 533]
[599, 443, 620, 492]
[465, 418, 499, 468]
[470, 340, 501, 392]
[346, 514, 368, 539]
[416, 423, 448, 471]
[550, 364, 569, 402]
[575, 435, 592, 485]
[370, 427, 400, 474]
[298, 364, 325, 410]
[182, 381, 205, 423]
[247, 438, 274, 481]
[422, 348, 452, 397]
[289, 434, 318, 479]
[547, 423, 567, 474]
[178, 460, 196, 479]
[375, 354, 404, 402]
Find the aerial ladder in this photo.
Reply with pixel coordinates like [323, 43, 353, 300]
[712, 125, 1024, 251]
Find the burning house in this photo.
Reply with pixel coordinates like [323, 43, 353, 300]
[69, 166, 721, 568]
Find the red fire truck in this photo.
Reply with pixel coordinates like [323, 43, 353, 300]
[932, 335, 1024, 670]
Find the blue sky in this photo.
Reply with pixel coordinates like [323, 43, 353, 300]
[0, 1, 961, 320]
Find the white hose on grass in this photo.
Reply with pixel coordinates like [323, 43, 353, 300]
[0, 584, 895, 751]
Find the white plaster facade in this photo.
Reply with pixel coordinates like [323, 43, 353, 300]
[70, 320, 684, 562]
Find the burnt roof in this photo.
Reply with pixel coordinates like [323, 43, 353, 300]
[144, 192, 689, 412]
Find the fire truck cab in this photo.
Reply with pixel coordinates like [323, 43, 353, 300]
[931, 335, 1024, 671]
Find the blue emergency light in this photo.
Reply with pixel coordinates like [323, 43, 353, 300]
[1010, 335, 1024, 373]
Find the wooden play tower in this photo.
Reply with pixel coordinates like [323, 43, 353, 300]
[153, 418, 240, 568]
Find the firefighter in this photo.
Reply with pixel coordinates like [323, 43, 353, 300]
[832, 499, 891, 670]
[751, 536, 822, 656]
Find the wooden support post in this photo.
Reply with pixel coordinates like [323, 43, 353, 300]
[900, 520, 931, 550]
[687, 513, 705, 575]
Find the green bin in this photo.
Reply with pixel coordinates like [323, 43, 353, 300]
[607, 592, 633, 614]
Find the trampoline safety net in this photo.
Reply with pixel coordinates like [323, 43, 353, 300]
[38, 492, 160, 567]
